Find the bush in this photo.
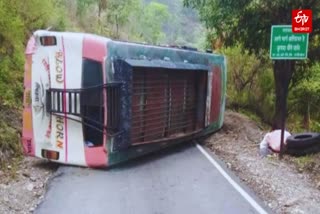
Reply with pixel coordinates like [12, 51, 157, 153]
[289, 62, 320, 131]
[219, 45, 320, 132]
[0, 121, 21, 165]
[0, 0, 68, 165]
[219, 45, 275, 124]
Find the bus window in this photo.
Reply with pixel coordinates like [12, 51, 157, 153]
[81, 59, 104, 147]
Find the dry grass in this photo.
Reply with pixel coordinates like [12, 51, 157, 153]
[284, 154, 320, 185]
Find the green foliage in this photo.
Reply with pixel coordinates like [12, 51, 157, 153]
[104, 0, 142, 39]
[288, 62, 320, 130]
[292, 63, 320, 104]
[293, 155, 316, 172]
[144, 0, 204, 48]
[76, 0, 96, 17]
[140, 2, 170, 44]
[0, 121, 21, 164]
[311, 121, 320, 132]
[222, 48, 320, 131]
[222, 45, 320, 131]
[0, 0, 67, 108]
[220, 46, 274, 124]
[72, 0, 204, 47]
[184, 0, 320, 53]
[185, 0, 320, 130]
[0, 0, 67, 164]
[0, 0, 24, 107]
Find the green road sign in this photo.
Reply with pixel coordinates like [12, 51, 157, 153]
[270, 25, 309, 60]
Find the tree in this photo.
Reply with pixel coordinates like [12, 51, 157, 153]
[97, 0, 107, 19]
[104, 0, 141, 39]
[140, 2, 170, 44]
[76, 0, 95, 18]
[144, 0, 205, 48]
[291, 63, 320, 130]
[184, 0, 320, 129]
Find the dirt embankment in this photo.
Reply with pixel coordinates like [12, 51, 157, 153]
[0, 158, 57, 214]
[205, 111, 320, 214]
[0, 106, 59, 213]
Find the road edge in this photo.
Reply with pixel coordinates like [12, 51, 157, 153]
[196, 144, 270, 214]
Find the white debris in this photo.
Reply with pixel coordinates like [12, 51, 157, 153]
[26, 183, 34, 191]
[260, 129, 291, 156]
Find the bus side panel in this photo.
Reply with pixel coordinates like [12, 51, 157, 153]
[203, 61, 226, 136]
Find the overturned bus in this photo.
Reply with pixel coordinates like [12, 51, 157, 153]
[22, 30, 227, 168]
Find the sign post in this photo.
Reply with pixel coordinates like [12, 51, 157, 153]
[270, 25, 309, 60]
[270, 25, 309, 158]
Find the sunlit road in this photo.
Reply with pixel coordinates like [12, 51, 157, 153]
[35, 143, 269, 214]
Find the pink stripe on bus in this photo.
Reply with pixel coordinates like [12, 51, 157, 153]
[22, 108, 35, 156]
[84, 147, 107, 168]
[82, 36, 107, 167]
[22, 41, 36, 156]
[82, 36, 106, 62]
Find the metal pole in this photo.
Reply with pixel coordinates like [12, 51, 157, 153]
[279, 60, 290, 159]
[279, 100, 286, 159]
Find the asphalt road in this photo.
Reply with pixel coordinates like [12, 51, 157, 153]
[35, 143, 270, 214]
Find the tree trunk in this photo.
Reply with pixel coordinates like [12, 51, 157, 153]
[98, 5, 102, 33]
[115, 15, 119, 39]
[97, 0, 107, 34]
[272, 60, 295, 129]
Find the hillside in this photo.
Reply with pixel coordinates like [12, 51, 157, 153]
[144, 0, 205, 48]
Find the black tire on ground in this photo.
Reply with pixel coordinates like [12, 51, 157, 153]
[286, 133, 320, 149]
[285, 143, 320, 157]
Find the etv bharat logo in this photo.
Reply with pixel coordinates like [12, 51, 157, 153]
[292, 9, 312, 33]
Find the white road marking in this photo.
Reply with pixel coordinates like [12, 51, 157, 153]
[196, 144, 268, 214]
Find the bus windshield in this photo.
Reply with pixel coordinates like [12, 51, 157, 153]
[81, 59, 104, 147]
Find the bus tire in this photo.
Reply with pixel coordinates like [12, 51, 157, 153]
[286, 133, 320, 149]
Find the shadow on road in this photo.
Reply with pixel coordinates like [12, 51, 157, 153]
[106, 141, 196, 171]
